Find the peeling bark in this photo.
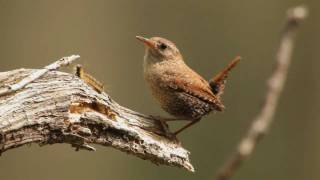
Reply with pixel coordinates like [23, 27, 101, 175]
[0, 68, 194, 172]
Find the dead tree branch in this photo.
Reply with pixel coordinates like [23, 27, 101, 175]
[0, 55, 80, 96]
[216, 6, 308, 180]
[0, 55, 194, 172]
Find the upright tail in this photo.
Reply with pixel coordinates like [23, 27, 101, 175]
[209, 56, 241, 97]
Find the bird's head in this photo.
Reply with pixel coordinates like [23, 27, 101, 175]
[136, 36, 182, 63]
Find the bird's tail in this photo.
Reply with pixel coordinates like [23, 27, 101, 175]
[209, 56, 241, 98]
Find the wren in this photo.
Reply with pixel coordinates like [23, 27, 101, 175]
[136, 36, 240, 135]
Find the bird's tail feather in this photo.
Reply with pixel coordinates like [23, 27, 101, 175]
[209, 56, 241, 98]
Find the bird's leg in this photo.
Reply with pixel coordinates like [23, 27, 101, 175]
[161, 117, 184, 121]
[174, 118, 201, 135]
[149, 116, 184, 138]
[150, 115, 184, 121]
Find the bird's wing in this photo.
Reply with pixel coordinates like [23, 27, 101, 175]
[164, 68, 225, 111]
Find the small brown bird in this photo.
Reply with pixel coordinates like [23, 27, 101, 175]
[136, 36, 240, 135]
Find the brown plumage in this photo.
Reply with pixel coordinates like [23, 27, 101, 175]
[136, 36, 240, 135]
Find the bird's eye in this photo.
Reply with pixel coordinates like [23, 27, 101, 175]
[158, 43, 168, 50]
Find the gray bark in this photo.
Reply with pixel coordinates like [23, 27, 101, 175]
[0, 68, 194, 172]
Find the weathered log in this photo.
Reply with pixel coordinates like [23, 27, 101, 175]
[0, 58, 194, 172]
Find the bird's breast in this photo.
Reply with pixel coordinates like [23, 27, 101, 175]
[143, 63, 214, 119]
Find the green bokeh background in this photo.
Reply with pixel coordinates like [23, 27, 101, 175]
[0, 0, 319, 180]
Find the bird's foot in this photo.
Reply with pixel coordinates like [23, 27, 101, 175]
[149, 115, 182, 140]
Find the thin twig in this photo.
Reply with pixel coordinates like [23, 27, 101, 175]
[216, 6, 308, 180]
[0, 55, 80, 96]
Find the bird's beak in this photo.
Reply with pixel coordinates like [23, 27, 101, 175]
[136, 36, 156, 49]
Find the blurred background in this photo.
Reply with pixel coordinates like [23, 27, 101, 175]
[0, 0, 319, 180]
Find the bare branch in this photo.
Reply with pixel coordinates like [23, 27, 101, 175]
[216, 6, 308, 180]
[0, 57, 194, 172]
[0, 55, 80, 96]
